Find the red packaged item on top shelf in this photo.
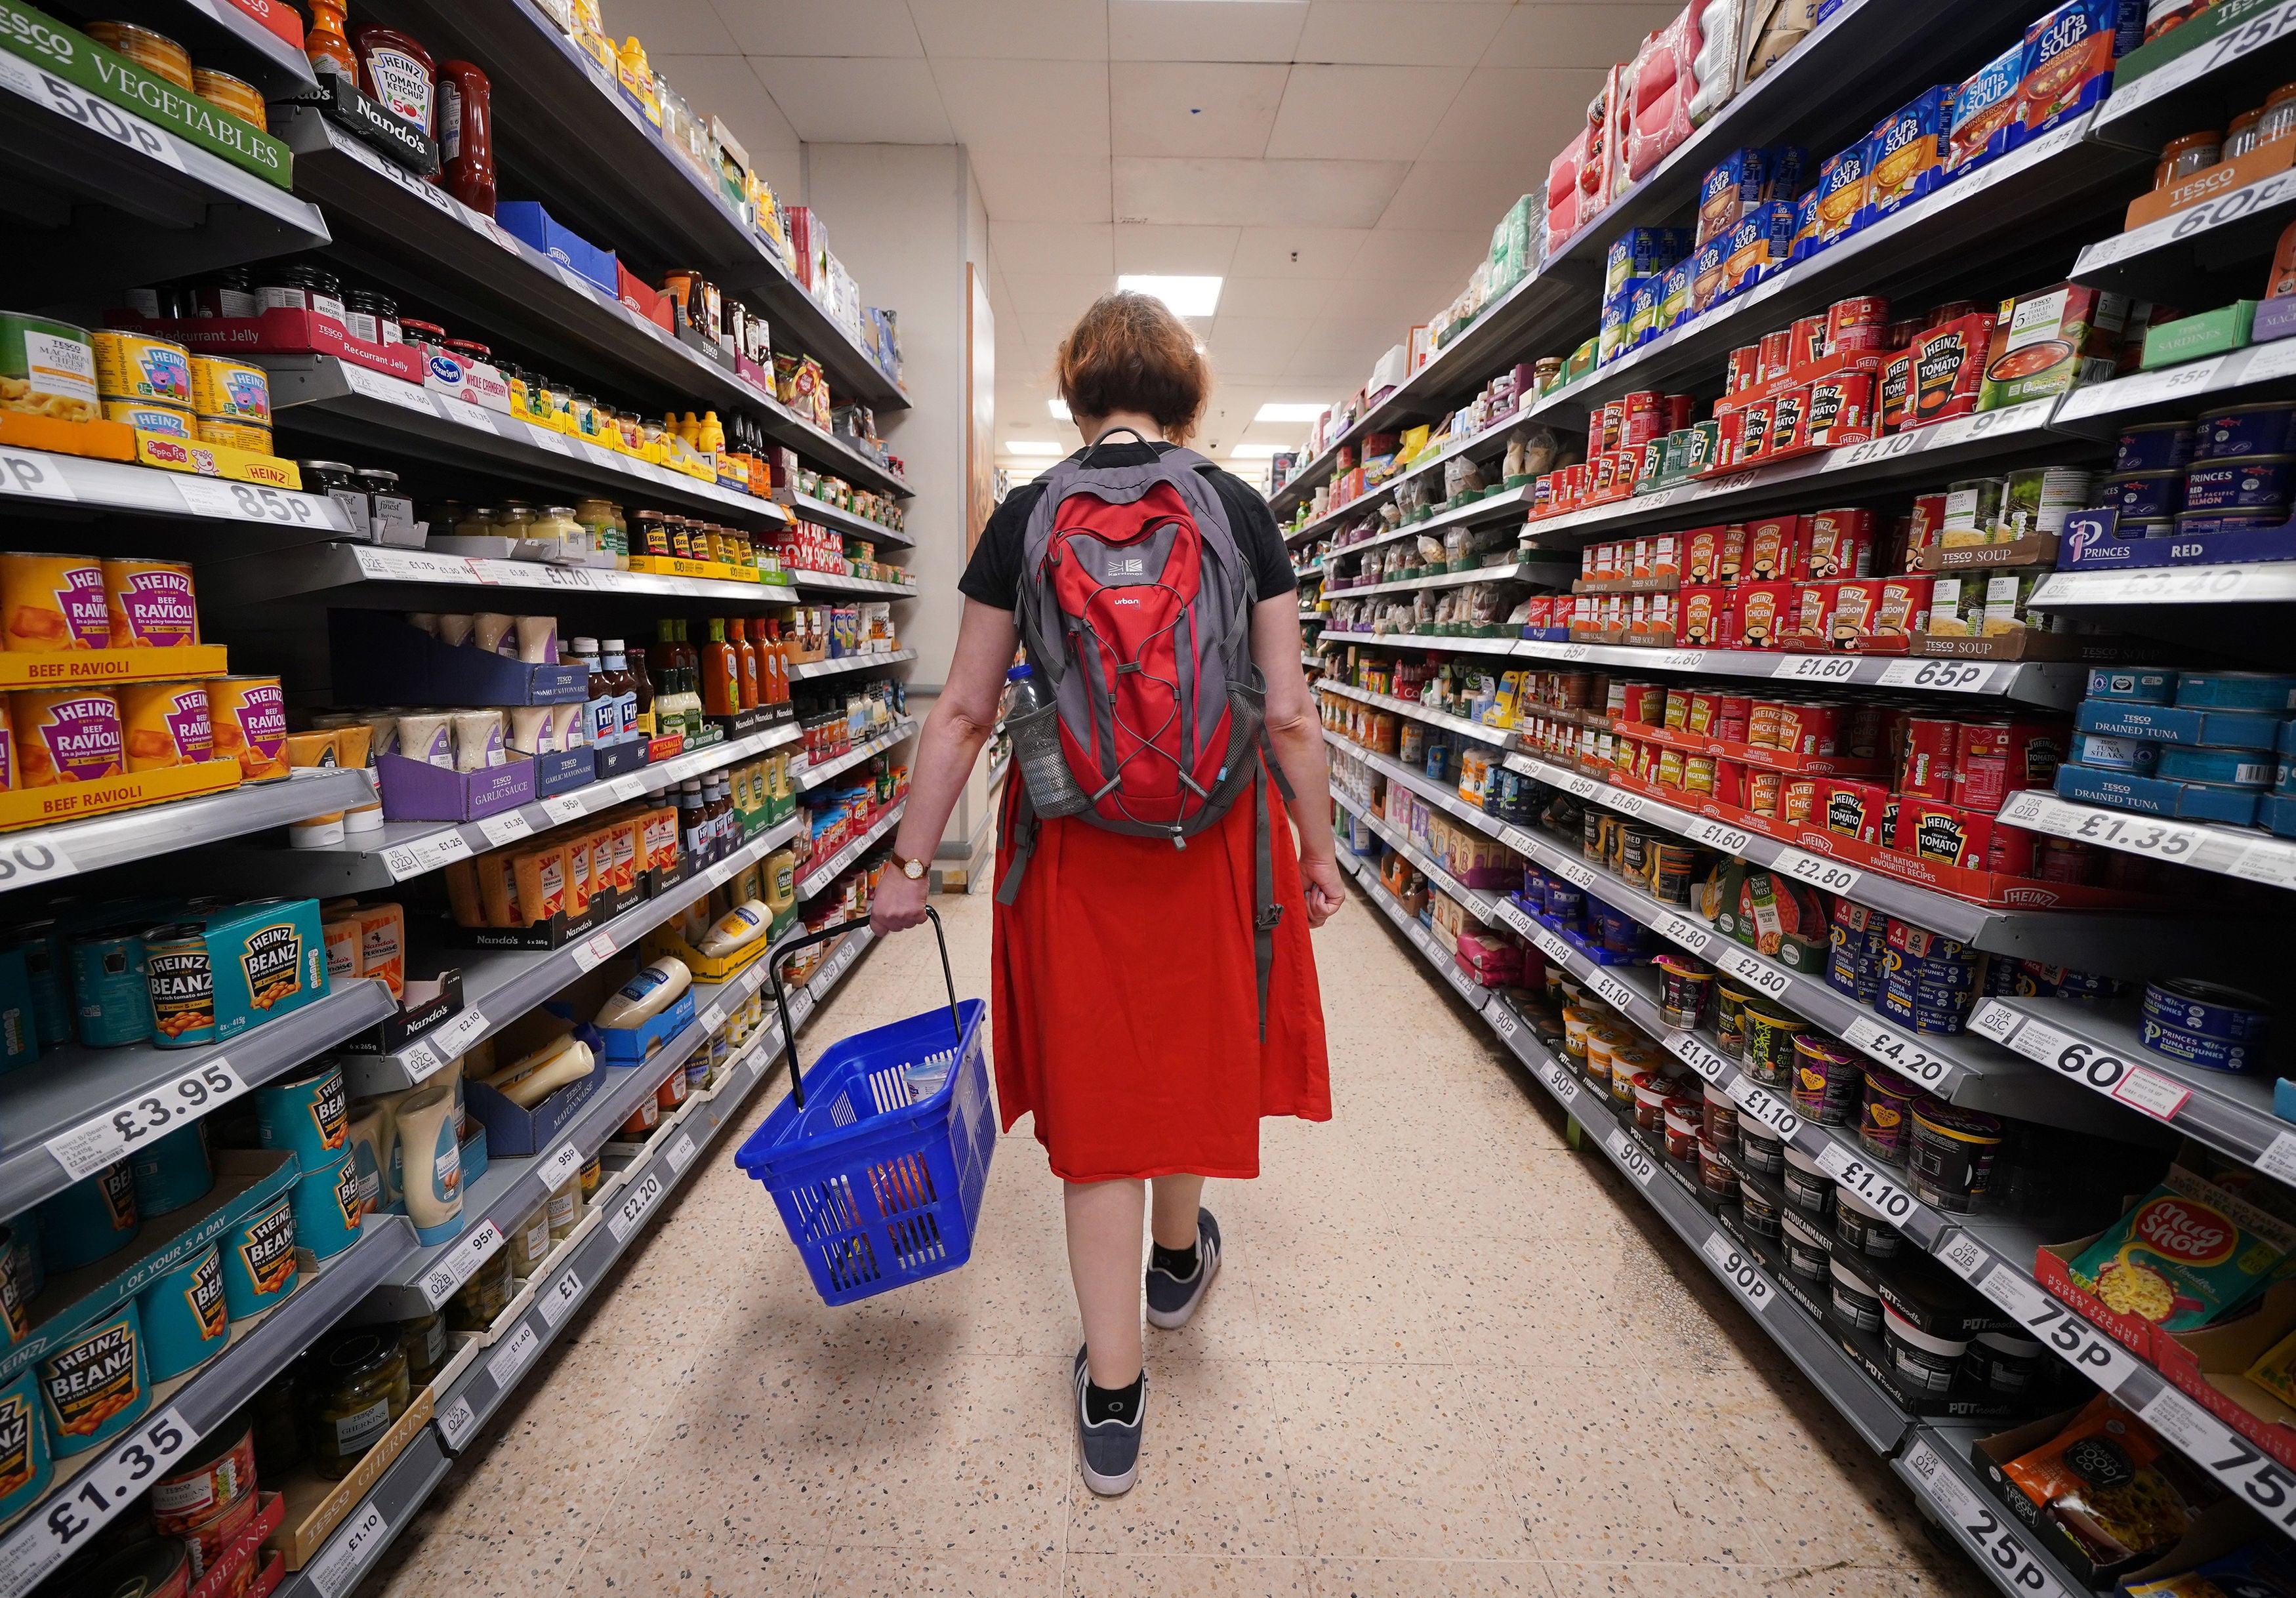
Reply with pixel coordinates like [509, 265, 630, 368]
[1732, 581, 1796, 648]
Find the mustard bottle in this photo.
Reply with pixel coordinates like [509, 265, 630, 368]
[697, 410, 724, 457]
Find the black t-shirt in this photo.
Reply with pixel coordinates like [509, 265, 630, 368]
[959, 441, 1296, 611]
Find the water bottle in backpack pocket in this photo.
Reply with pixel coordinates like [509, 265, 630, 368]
[1003, 662, 1093, 818]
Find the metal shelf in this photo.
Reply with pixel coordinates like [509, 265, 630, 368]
[0, 442, 359, 543]
[272, 1428, 451, 1598]
[787, 569, 920, 599]
[347, 817, 806, 1093]
[2030, 562, 2296, 609]
[1895, 1426, 2098, 1598]
[0, 1217, 417, 1598]
[2055, 338, 2296, 432]
[0, 768, 374, 897]
[277, 110, 909, 497]
[779, 493, 912, 548]
[795, 802, 906, 901]
[1334, 789, 1502, 934]
[1318, 678, 1517, 750]
[2095, 12, 2296, 151]
[1339, 560, 1532, 599]
[125, 0, 319, 95]
[0, 49, 329, 302]
[1318, 629, 1520, 657]
[1295, 483, 1529, 551]
[262, 355, 800, 531]
[346, 0, 903, 412]
[1282, 411, 1521, 545]
[1265, 0, 2070, 518]
[788, 648, 915, 683]
[1971, 994, 2296, 1174]
[197, 541, 797, 611]
[216, 726, 802, 897]
[791, 719, 918, 794]
[1998, 787, 2296, 892]
[0, 977, 398, 1218]
[1342, 847, 1491, 1012]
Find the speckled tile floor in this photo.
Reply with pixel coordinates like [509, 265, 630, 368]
[357, 886, 1989, 1598]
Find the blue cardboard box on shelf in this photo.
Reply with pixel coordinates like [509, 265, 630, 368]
[494, 201, 618, 297]
[535, 745, 596, 796]
[596, 989, 697, 1067]
[2055, 762, 2261, 825]
[2064, 506, 2296, 573]
[465, 1064, 602, 1158]
[2261, 792, 2296, 839]
[2075, 701, 2285, 749]
[375, 751, 536, 823]
[592, 738, 651, 779]
[329, 611, 587, 706]
[459, 1126, 488, 1187]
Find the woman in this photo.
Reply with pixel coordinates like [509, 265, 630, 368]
[870, 291, 1342, 1496]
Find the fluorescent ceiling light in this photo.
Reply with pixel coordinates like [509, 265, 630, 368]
[1118, 275, 1222, 318]
[1227, 443, 1284, 459]
[1004, 440, 1062, 456]
[1047, 399, 1071, 419]
[1255, 402, 1327, 422]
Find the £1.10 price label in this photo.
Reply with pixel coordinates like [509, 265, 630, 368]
[1699, 1233, 1774, 1314]
[1590, 972, 1638, 1015]
[47, 1059, 245, 1179]
[1666, 1031, 1731, 1083]
[1727, 1076, 1801, 1138]
[1813, 1140, 1919, 1227]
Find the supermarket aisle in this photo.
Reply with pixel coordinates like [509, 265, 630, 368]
[361, 887, 1986, 1598]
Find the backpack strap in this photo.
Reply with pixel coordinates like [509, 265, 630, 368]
[1252, 758, 1281, 1042]
[995, 773, 1040, 906]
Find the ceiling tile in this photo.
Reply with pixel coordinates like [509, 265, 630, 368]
[1349, 226, 1486, 283]
[749, 57, 953, 143]
[1375, 159, 1538, 232]
[934, 58, 1111, 155]
[910, 0, 1109, 60]
[1112, 224, 1240, 276]
[1417, 66, 1603, 165]
[1482, 3, 1683, 70]
[1315, 273, 1444, 332]
[708, 0, 924, 56]
[600, 0, 737, 53]
[990, 222, 1114, 276]
[648, 55, 800, 165]
[1229, 226, 1368, 278]
[1111, 62, 1288, 159]
[1204, 316, 1312, 373]
[1108, 0, 1309, 63]
[1265, 65, 1465, 163]
[1217, 274, 1338, 319]
[975, 149, 1114, 222]
[1293, 3, 1509, 66]
[1115, 157, 1408, 229]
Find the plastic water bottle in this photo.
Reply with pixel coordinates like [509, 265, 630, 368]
[1003, 663, 1091, 817]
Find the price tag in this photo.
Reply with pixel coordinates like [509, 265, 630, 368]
[1812, 1140, 1919, 1225]
[607, 1170, 665, 1242]
[304, 1500, 389, 1598]
[538, 1140, 584, 1192]
[1984, 1008, 2191, 1121]
[1980, 1264, 2139, 1393]
[1771, 654, 1860, 682]
[1559, 861, 1595, 891]
[435, 394, 496, 432]
[1727, 1075, 1801, 1137]
[1500, 827, 1540, 859]
[1937, 1229, 1992, 1283]
[1667, 1031, 1730, 1082]
[0, 56, 185, 169]
[1487, 1002, 1519, 1042]
[1775, 848, 1860, 894]
[414, 830, 474, 874]
[1652, 912, 1710, 954]
[1714, 947, 1792, 1002]
[1589, 971, 1637, 1014]
[570, 932, 615, 974]
[436, 1397, 478, 1451]
[1832, 432, 1922, 470]
[666, 1131, 698, 1172]
[424, 1005, 490, 1064]
[537, 1267, 584, 1328]
[0, 832, 77, 893]
[1657, 651, 1706, 672]
[422, 1219, 505, 1308]
[1841, 1015, 1954, 1088]
[47, 1057, 245, 1179]
[1605, 1126, 1658, 1185]
[1923, 401, 2050, 452]
[1900, 1441, 2072, 1598]
[486, 1320, 540, 1387]
[697, 1004, 726, 1035]
[525, 425, 571, 455]
[1536, 1055, 1580, 1105]
[1876, 658, 1997, 693]
[1563, 775, 1599, 800]
[0, 1406, 190, 1589]
[2257, 1131, 2296, 1187]
[1699, 1231, 1774, 1313]
[338, 363, 436, 413]
[478, 810, 535, 848]
[610, 776, 646, 802]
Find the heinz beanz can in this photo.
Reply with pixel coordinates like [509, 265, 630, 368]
[119, 680, 211, 771]
[295, 1153, 363, 1260]
[102, 558, 198, 647]
[35, 1160, 138, 1272]
[0, 1369, 48, 1523]
[136, 1241, 228, 1382]
[257, 1062, 348, 1169]
[37, 1295, 149, 1456]
[220, 1193, 297, 1319]
[144, 924, 215, 1048]
[68, 926, 154, 1048]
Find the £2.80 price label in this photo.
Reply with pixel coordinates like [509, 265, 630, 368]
[47, 1060, 244, 1179]
[607, 1171, 665, 1242]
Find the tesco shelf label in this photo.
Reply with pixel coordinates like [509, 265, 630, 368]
[1605, 1126, 1658, 1186]
[1901, 1439, 2072, 1598]
[0, 449, 77, 504]
[1842, 1015, 1954, 1088]
[0, 1407, 190, 1593]
[1776, 849, 1860, 894]
[1699, 1232, 1775, 1314]
[607, 1170, 665, 1243]
[47, 1057, 245, 1179]
[1813, 1140, 1919, 1226]
[422, 1219, 504, 1307]
[306, 1500, 390, 1598]
[1876, 659, 1996, 693]
[537, 1267, 584, 1329]
[0, 835, 77, 892]
[436, 1397, 478, 1452]
[1727, 1075, 1802, 1138]
[1666, 1031, 1731, 1083]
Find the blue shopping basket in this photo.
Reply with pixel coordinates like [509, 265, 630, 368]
[734, 909, 994, 1305]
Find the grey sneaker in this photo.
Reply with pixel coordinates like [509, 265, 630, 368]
[1073, 1345, 1144, 1496]
[1145, 1208, 1221, 1330]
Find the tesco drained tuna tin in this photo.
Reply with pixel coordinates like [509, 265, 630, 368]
[2156, 745, 2277, 787]
[2086, 667, 2175, 703]
[2177, 670, 2296, 711]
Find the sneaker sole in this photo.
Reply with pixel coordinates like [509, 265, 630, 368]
[1079, 1450, 1139, 1496]
[1145, 1248, 1218, 1330]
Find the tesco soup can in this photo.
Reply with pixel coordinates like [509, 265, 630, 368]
[136, 1240, 229, 1382]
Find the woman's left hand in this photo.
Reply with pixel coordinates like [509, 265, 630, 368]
[1300, 851, 1345, 929]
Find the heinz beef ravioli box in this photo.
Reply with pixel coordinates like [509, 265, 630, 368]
[204, 899, 327, 1040]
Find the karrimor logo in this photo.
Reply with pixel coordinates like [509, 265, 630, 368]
[1107, 556, 1145, 577]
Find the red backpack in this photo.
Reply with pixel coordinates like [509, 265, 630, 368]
[998, 429, 1288, 1033]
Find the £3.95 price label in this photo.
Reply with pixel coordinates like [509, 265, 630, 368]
[46, 1059, 244, 1179]
[1699, 1232, 1774, 1314]
[1901, 1439, 2072, 1598]
[1813, 1140, 1919, 1226]
[422, 1219, 505, 1307]
[607, 1171, 665, 1242]
[1605, 1126, 1658, 1186]
[0, 1408, 191, 1590]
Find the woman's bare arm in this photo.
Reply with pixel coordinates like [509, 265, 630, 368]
[1252, 594, 1343, 927]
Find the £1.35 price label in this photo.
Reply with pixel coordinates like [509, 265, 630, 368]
[0, 1408, 191, 1589]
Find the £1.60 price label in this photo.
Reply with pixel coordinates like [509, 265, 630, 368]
[607, 1170, 665, 1242]
[0, 1408, 191, 1590]
[1605, 1126, 1658, 1186]
[1699, 1232, 1774, 1314]
[47, 1059, 244, 1179]
[1773, 654, 1861, 683]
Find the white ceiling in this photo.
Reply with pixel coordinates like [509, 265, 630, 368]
[604, 0, 1679, 472]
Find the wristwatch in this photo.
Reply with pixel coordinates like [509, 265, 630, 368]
[890, 851, 927, 880]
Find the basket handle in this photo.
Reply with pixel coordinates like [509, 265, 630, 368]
[764, 907, 962, 1111]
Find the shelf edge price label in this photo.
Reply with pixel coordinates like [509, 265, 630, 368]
[1537, 1057, 1579, 1105]
[0, 56, 186, 171]
[0, 834, 77, 892]
[1653, 913, 1709, 955]
[537, 1139, 584, 1193]
[1776, 848, 1860, 894]
[2, 1406, 191, 1589]
[1812, 1139, 1918, 1225]
[477, 811, 534, 848]
[607, 1170, 665, 1242]
[1877, 658, 1996, 693]
[1727, 1075, 1801, 1138]
[1486, 1002, 1519, 1041]
[1773, 653, 1860, 682]
[47, 1057, 244, 1179]
[1605, 1126, 1658, 1185]
[1842, 1014, 1954, 1088]
[1905, 1440, 2072, 1598]
[1988, 1010, 2190, 1122]
[1937, 1229, 1992, 1283]
[1590, 972, 1637, 1014]
[436, 1396, 477, 1452]
[486, 1319, 541, 1389]
[2146, 1388, 2296, 1525]
[422, 1219, 504, 1308]
[0, 448, 77, 504]
[1986, 1267, 2141, 1394]
[306, 1500, 390, 1598]
[1666, 1031, 1730, 1083]
[1699, 1231, 1774, 1313]
[1719, 948, 1790, 1001]
[539, 792, 587, 825]
[665, 1130, 698, 1173]
[424, 1005, 489, 1064]
[537, 1267, 584, 1329]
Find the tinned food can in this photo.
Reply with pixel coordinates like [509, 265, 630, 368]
[118, 681, 211, 770]
[194, 415, 272, 455]
[91, 329, 192, 405]
[12, 688, 122, 785]
[68, 927, 154, 1048]
[144, 924, 215, 1048]
[103, 557, 198, 647]
[100, 400, 194, 437]
[206, 675, 288, 781]
[1, 312, 98, 422]
[188, 356, 270, 424]
[0, 551, 110, 651]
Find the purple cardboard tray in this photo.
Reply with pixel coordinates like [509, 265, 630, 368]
[2064, 507, 2296, 571]
[376, 751, 537, 822]
[329, 611, 589, 707]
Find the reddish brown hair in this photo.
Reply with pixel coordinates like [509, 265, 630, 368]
[1054, 291, 1210, 445]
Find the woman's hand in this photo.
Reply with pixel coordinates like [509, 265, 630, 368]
[871, 868, 931, 937]
[1300, 850, 1345, 929]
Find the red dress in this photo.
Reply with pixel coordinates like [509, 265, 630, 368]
[991, 772, 1332, 1182]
